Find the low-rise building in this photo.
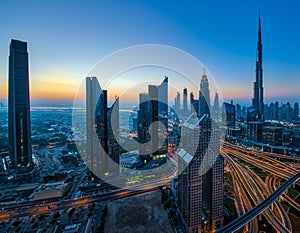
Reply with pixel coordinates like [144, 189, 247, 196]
[32, 180, 68, 200]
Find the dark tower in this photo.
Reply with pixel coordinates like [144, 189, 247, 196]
[222, 102, 236, 127]
[8, 39, 32, 169]
[213, 92, 219, 117]
[148, 85, 159, 154]
[252, 11, 264, 121]
[95, 89, 120, 176]
[183, 87, 188, 112]
[138, 77, 169, 160]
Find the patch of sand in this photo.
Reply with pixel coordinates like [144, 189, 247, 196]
[104, 190, 174, 233]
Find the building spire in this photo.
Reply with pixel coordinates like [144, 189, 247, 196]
[258, 9, 262, 44]
[252, 9, 264, 121]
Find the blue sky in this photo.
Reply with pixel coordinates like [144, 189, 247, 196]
[0, 0, 299, 106]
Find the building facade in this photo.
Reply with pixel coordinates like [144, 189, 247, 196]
[222, 102, 236, 127]
[252, 13, 264, 120]
[247, 121, 264, 142]
[199, 69, 210, 117]
[138, 78, 168, 160]
[262, 126, 283, 146]
[183, 87, 188, 112]
[213, 92, 219, 118]
[178, 114, 224, 232]
[8, 40, 32, 169]
[86, 77, 101, 178]
[95, 90, 120, 176]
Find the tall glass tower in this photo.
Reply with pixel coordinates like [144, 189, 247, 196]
[8, 39, 32, 169]
[95, 90, 120, 176]
[86, 77, 101, 178]
[199, 69, 210, 117]
[86, 77, 119, 179]
[138, 77, 169, 159]
[252, 12, 264, 120]
[183, 87, 188, 112]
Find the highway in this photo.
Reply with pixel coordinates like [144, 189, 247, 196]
[225, 154, 257, 232]
[216, 172, 300, 233]
[262, 151, 300, 162]
[222, 142, 298, 180]
[224, 150, 291, 232]
[0, 176, 171, 221]
[2, 140, 299, 233]
[268, 175, 300, 213]
[220, 141, 300, 233]
[0, 187, 163, 221]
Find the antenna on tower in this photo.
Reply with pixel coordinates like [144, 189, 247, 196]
[258, 8, 261, 26]
[203, 67, 206, 75]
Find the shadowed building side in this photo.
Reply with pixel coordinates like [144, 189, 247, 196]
[86, 77, 120, 179]
[138, 77, 169, 161]
[8, 39, 32, 169]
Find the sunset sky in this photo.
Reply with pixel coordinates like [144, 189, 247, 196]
[0, 0, 299, 107]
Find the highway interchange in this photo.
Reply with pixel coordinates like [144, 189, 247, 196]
[221, 141, 300, 233]
[0, 141, 299, 232]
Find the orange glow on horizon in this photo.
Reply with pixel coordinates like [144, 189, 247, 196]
[0, 81, 297, 105]
[30, 80, 79, 100]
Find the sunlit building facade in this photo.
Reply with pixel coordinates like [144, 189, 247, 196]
[178, 113, 224, 232]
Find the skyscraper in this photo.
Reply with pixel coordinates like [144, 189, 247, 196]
[190, 92, 194, 106]
[138, 93, 151, 157]
[294, 102, 299, 121]
[274, 101, 279, 120]
[158, 76, 168, 116]
[107, 97, 120, 172]
[86, 77, 101, 178]
[252, 12, 264, 120]
[138, 77, 168, 159]
[174, 92, 180, 113]
[199, 69, 210, 117]
[183, 87, 188, 112]
[158, 77, 169, 154]
[8, 39, 32, 169]
[178, 114, 205, 233]
[190, 92, 199, 115]
[95, 90, 120, 176]
[213, 92, 219, 117]
[86, 79, 120, 179]
[178, 114, 224, 232]
[222, 102, 236, 127]
[148, 84, 159, 155]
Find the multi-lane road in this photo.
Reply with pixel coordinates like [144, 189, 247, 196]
[0, 175, 171, 219]
[221, 141, 300, 233]
[1, 141, 299, 233]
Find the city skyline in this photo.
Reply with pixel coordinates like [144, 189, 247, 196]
[0, 1, 300, 106]
[1, 4, 300, 232]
